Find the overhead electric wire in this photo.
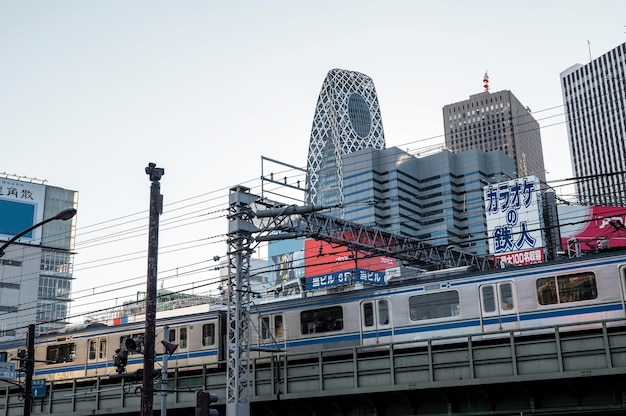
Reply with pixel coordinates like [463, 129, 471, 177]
[4, 91, 625, 326]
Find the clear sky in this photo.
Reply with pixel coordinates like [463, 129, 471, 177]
[1, 1, 625, 320]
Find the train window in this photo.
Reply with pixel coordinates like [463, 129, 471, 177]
[500, 283, 514, 310]
[202, 324, 215, 346]
[363, 302, 374, 327]
[180, 328, 188, 349]
[120, 333, 144, 353]
[99, 339, 107, 359]
[300, 306, 343, 334]
[168, 329, 176, 343]
[261, 317, 271, 339]
[537, 272, 597, 305]
[274, 316, 284, 338]
[537, 278, 557, 305]
[378, 300, 389, 325]
[89, 339, 97, 360]
[558, 272, 597, 302]
[0, 351, 7, 362]
[409, 291, 460, 321]
[46, 343, 76, 364]
[481, 286, 496, 312]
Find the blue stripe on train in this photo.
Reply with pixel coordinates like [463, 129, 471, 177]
[31, 302, 624, 378]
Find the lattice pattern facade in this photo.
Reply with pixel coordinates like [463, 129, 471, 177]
[305, 69, 386, 210]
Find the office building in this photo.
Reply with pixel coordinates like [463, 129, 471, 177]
[0, 175, 77, 339]
[561, 42, 626, 205]
[442, 82, 546, 182]
[341, 146, 517, 254]
[305, 68, 386, 212]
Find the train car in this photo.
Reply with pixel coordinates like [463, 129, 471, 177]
[2, 250, 626, 384]
[0, 309, 226, 384]
[248, 250, 626, 354]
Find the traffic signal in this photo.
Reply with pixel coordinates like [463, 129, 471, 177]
[113, 348, 128, 373]
[17, 350, 26, 370]
[196, 390, 219, 416]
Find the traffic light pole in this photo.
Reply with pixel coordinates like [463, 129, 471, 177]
[23, 324, 35, 416]
[143, 163, 164, 416]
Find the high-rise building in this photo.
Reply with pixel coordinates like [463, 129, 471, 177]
[305, 69, 386, 212]
[0, 175, 77, 339]
[442, 80, 546, 183]
[341, 146, 517, 254]
[560, 42, 626, 206]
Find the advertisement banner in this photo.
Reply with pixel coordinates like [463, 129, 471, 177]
[558, 205, 626, 251]
[0, 179, 45, 245]
[484, 175, 546, 266]
[304, 239, 396, 290]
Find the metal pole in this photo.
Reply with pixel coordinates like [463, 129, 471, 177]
[24, 324, 34, 416]
[143, 163, 164, 416]
[161, 325, 168, 416]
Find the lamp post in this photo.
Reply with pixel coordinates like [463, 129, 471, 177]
[0, 207, 77, 416]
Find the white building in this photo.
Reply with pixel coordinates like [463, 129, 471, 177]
[0, 175, 77, 339]
[561, 42, 626, 206]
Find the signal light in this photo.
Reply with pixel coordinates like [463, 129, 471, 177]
[17, 350, 26, 370]
[196, 390, 219, 416]
[113, 348, 128, 373]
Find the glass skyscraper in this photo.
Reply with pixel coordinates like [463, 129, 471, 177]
[305, 69, 386, 212]
[561, 42, 626, 206]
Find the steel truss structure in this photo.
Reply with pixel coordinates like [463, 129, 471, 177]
[225, 187, 497, 416]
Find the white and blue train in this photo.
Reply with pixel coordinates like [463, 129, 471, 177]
[1, 250, 626, 383]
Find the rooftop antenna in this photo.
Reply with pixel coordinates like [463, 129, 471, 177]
[588, 40, 592, 62]
[483, 70, 489, 92]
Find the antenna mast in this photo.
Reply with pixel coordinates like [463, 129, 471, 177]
[483, 71, 490, 92]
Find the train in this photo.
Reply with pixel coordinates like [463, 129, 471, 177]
[1, 249, 626, 384]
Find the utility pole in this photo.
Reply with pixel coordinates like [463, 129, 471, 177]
[143, 163, 164, 416]
[23, 324, 35, 416]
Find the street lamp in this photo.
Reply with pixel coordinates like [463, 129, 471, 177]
[0, 207, 77, 416]
[0, 207, 77, 257]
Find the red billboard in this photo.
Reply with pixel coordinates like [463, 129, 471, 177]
[304, 239, 396, 290]
[559, 205, 626, 251]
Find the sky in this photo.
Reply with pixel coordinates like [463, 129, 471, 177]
[1, 1, 625, 321]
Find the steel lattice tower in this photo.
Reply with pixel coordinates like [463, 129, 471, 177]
[305, 69, 386, 211]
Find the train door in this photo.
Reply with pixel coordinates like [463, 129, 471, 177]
[86, 337, 107, 376]
[478, 281, 519, 333]
[258, 313, 286, 352]
[620, 266, 626, 315]
[360, 298, 393, 345]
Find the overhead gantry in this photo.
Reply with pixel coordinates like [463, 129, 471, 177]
[225, 185, 497, 416]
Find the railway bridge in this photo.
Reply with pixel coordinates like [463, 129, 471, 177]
[2, 317, 626, 416]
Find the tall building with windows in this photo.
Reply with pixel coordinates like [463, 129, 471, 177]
[560, 42, 626, 206]
[305, 69, 386, 213]
[341, 146, 517, 254]
[442, 84, 546, 182]
[0, 175, 77, 339]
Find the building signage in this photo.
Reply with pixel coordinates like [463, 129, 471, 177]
[304, 239, 396, 290]
[558, 205, 626, 251]
[0, 361, 15, 381]
[0, 179, 45, 245]
[484, 175, 546, 266]
[32, 378, 46, 398]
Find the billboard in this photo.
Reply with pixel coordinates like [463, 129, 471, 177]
[558, 205, 626, 251]
[268, 238, 305, 288]
[484, 175, 546, 266]
[0, 179, 45, 245]
[304, 239, 396, 290]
